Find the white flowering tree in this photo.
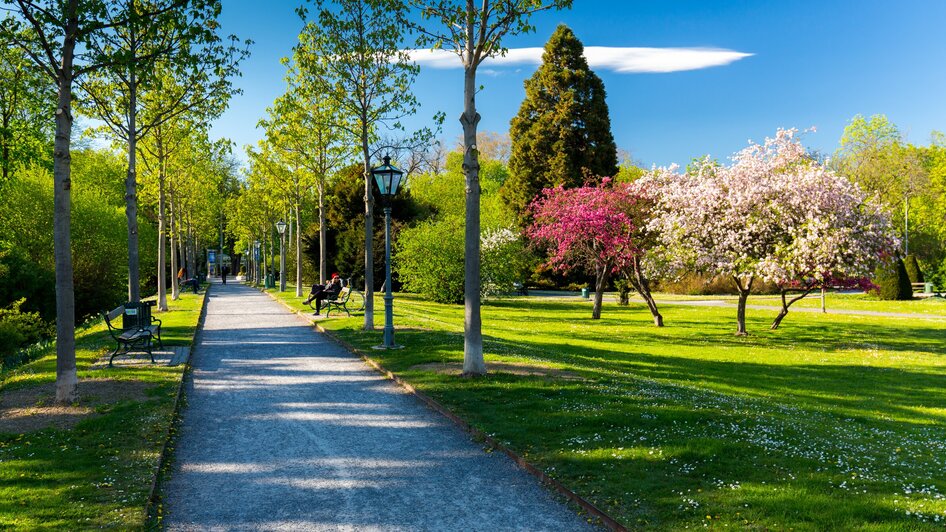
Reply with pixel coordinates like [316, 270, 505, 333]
[648, 129, 896, 335]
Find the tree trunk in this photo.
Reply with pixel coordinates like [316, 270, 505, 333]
[591, 265, 609, 320]
[170, 191, 179, 301]
[319, 181, 327, 284]
[771, 287, 815, 330]
[733, 276, 754, 336]
[295, 201, 302, 297]
[460, 65, 484, 376]
[54, 6, 79, 403]
[125, 71, 140, 302]
[362, 127, 375, 330]
[156, 133, 167, 311]
[629, 256, 663, 327]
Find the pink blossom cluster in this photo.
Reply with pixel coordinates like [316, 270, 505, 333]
[644, 129, 897, 288]
[528, 178, 648, 275]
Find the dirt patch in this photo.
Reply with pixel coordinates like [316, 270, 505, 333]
[0, 379, 155, 434]
[409, 362, 585, 380]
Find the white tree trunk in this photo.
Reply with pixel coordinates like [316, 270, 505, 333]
[461, 64, 485, 376]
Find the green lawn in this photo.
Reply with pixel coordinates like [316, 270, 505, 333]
[268, 285, 946, 530]
[0, 288, 207, 529]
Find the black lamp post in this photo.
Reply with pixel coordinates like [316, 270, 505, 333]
[276, 220, 287, 292]
[372, 155, 404, 348]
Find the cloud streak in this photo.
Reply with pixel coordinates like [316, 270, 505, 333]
[406, 46, 753, 74]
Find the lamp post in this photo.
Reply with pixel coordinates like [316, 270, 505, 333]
[276, 220, 287, 292]
[371, 155, 404, 348]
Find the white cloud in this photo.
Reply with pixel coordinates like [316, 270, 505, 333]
[406, 46, 753, 74]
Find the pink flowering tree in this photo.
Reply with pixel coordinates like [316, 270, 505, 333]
[647, 129, 896, 335]
[529, 179, 647, 320]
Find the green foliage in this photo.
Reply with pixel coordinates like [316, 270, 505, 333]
[0, 298, 52, 361]
[0, 157, 156, 322]
[903, 254, 924, 283]
[504, 24, 618, 223]
[873, 257, 913, 300]
[395, 215, 466, 303]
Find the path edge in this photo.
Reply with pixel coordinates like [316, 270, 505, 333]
[144, 284, 212, 528]
[261, 286, 626, 532]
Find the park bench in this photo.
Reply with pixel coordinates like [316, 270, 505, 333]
[325, 286, 353, 317]
[102, 302, 163, 366]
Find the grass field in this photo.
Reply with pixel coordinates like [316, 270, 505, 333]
[268, 284, 946, 530]
[649, 291, 946, 316]
[0, 288, 206, 529]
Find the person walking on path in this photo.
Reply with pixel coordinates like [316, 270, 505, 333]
[221, 265, 228, 285]
[164, 281, 589, 530]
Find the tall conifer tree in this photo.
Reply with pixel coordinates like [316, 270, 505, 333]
[504, 24, 618, 223]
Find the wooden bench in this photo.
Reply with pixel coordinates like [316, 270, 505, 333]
[325, 286, 353, 317]
[102, 303, 163, 366]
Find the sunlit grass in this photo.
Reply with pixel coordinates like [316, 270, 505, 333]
[0, 288, 206, 529]
[290, 290, 946, 530]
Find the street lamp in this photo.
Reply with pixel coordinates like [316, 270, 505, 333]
[275, 220, 287, 292]
[372, 155, 404, 348]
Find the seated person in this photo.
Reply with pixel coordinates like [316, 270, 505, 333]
[303, 273, 343, 315]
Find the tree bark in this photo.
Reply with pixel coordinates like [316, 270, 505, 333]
[628, 256, 663, 327]
[362, 125, 375, 330]
[125, 69, 140, 302]
[319, 181, 327, 284]
[733, 276, 754, 336]
[770, 287, 815, 330]
[295, 201, 302, 297]
[460, 63, 484, 376]
[54, 3, 79, 403]
[591, 265, 609, 320]
[156, 131, 168, 311]
[169, 191, 179, 301]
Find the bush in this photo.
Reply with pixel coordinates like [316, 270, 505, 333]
[873, 258, 913, 300]
[395, 216, 465, 304]
[903, 254, 924, 284]
[0, 298, 53, 367]
[395, 219, 532, 303]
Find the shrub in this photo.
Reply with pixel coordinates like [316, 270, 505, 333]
[657, 273, 780, 295]
[903, 254, 924, 284]
[395, 216, 465, 304]
[0, 298, 53, 367]
[873, 258, 913, 300]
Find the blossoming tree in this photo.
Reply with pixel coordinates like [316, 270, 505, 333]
[529, 179, 657, 320]
[648, 129, 895, 335]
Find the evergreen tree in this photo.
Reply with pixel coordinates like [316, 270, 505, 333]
[504, 24, 618, 224]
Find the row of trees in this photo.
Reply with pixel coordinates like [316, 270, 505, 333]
[0, 0, 247, 401]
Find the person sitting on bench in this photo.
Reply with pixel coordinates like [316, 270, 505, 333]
[303, 273, 342, 315]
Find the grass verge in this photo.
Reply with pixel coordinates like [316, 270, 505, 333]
[0, 287, 207, 529]
[270, 285, 946, 530]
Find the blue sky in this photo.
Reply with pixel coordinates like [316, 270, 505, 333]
[212, 0, 946, 168]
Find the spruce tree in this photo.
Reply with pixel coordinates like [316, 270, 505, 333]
[504, 24, 618, 224]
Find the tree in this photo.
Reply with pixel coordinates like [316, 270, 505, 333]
[834, 115, 928, 256]
[258, 63, 351, 292]
[0, 34, 52, 183]
[296, 0, 428, 331]
[529, 179, 644, 320]
[650, 129, 897, 334]
[79, 0, 248, 304]
[503, 24, 617, 224]
[1, 0, 188, 402]
[407, 0, 572, 376]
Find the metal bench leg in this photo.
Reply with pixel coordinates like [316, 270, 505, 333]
[108, 343, 123, 367]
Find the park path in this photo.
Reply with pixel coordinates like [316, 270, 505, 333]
[163, 280, 589, 531]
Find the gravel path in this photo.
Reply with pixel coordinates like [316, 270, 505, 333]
[164, 280, 590, 531]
